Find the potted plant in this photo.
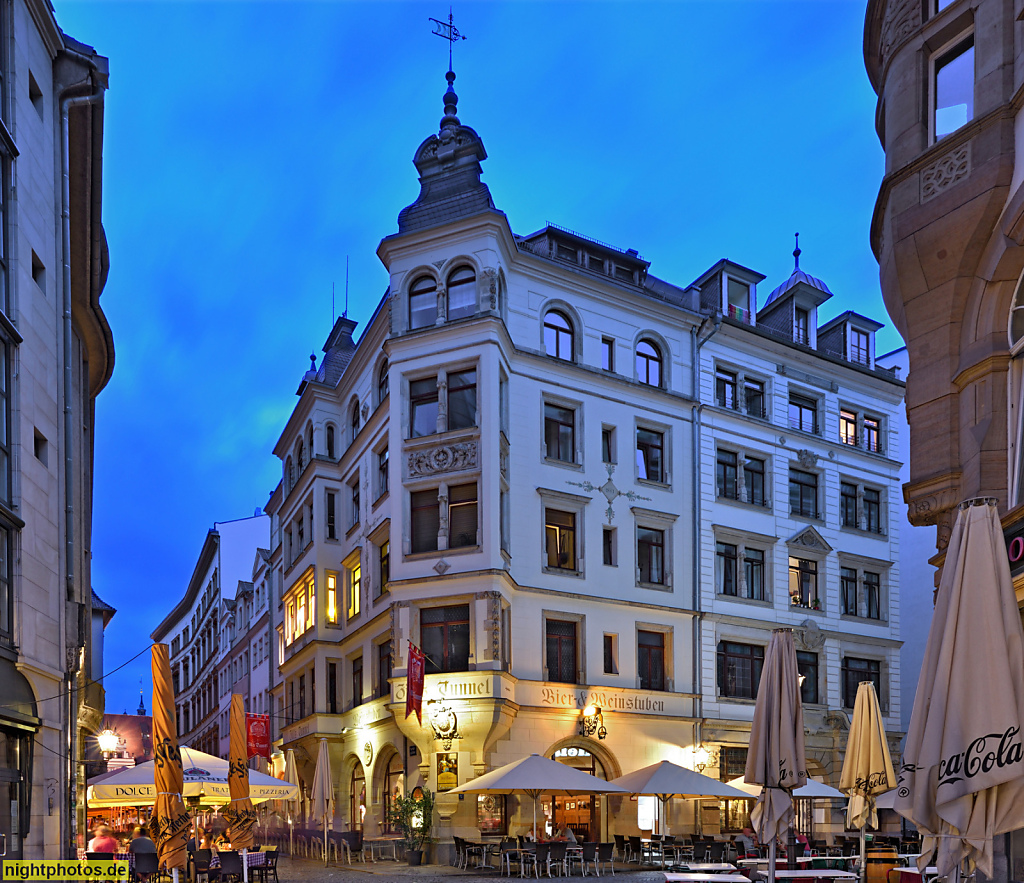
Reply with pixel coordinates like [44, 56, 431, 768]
[386, 787, 436, 866]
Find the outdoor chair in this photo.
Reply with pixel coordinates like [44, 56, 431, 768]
[132, 851, 159, 883]
[464, 839, 486, 869]
[612, 835, 626, 862]
[531, 843, 550, 878]
[253, 847, 278, 883]
[340, 831, 364, 862]
[519, 843, 541, 878]
[691, 842, 708, 861]
[627, 836, 642, 864]
[708, 841, 726, 862]
[452, 836, 465, 868]
[547, 842, 568, 877]
[86, 853, 115, 862]
[597, 842, 616, 876]
[193, 848, 213, 883]
[499, 839, 521, 877]
[217, 851, 243, 883]
[570, 842, 598, 877]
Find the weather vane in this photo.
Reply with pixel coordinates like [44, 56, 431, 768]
[430, 8, 466, 73]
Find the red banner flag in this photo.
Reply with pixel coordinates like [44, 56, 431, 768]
[246, 713, 271, 760]
[406, 642, 425, 724]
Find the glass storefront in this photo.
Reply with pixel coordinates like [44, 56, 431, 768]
[546, 747, 606, 842]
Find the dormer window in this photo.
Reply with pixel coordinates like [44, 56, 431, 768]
[727, 278, 751, 323]
[447, 266, 476, 320]
[794, 308, 810, 345]
[409, 275, 438, 330]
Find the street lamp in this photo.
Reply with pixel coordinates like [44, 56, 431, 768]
[97, 729, 119, 758]
[578, 705, 607, 740]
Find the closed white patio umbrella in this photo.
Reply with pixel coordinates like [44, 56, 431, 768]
[895, 499, 1024, 878]
[449, 753, 628, 837]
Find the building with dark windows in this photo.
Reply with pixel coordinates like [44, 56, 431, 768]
[865, 0, 1024, 875]
[261, 67, 904, 851]
[0, 0, 115, 861]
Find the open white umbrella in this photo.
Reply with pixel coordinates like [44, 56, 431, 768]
[840, 681, 896, 883]
[449, 753, 628, 837]
[745, 628, 807, 883]
[310, 739, 334, 867]
[895, 499, 1024, 878]
[726, 776, 841, 800]
[612, 760, 751, 834]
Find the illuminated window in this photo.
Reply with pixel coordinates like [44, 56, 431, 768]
[284, 571, 315, 645]
[326, 572, 338, 624]
[348, 561, 361, 619]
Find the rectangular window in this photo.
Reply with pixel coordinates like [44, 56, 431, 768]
[795, 308, 809, 345]
[350, 481, 360, 529]
[602, 527, 616, 566]
[934, 36, 974, 140]
[602, 337, 614, 371]
[411, 489, 440, 553]
[841, 567, 858, 616]
[789, 557, 818, 608]
[864, 417, 881, 454]
[410, 376, 439, 438]
[602, 426, 616, 464]
[448, 482, 478, 548]
[840, 410, 857, 446]
[603, 634, 617, 674]
[447, 369, 477, 430]
[477, 794, 508, 837]
[328, 661, 338, 714]
[421, 604, 470, 674]
[638, 630, 666, 691]
[864, 487, 881, 533]
[637, 427, 665, 482]
[745, 456, 765, 506]
[545, 509, 577, 571]
[716, 368, 737, 409]
[850, 328, 869, 365]
[797, 651, 819, 704]
[326, 491, 337, 540]
[378, 449, 389, 497]
[788, 394, 817, 434]
[326, 572, 338, 624]
[789, 469, 818, 518]
[865, 572, 881, 620]
[716, 542, 738, 596]
[842, 657, 881, 708]
[744, 378, 765, 418]
[545, 619, 578, 683]
[716, 450, 738, 500]
[841, 482, 858, 528]
[717, 641, 764, 699]
[379, 541, 390, 594]
[347, 561, 361, 619]
[352, 655, 364, 708]
[637, 527, 665, 585]
[544, 403, 576, 463]
[298, 674, 306, 720]
[377, 641, 392, 699]
[744, 548, 765, 601]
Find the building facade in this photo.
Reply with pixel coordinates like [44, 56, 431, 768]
[0, 0, 115, 860]
[263, 70, 904, 850]
[151, 515, 268, 757]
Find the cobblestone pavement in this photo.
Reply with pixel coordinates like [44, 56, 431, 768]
[276, 853, 673, 883]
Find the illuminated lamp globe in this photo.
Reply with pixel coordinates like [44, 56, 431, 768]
[97, 729, 119, 755]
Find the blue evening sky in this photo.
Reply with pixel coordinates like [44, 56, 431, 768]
[50, 1, 893, 712]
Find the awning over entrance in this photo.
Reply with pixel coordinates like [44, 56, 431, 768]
[0, 660, 39, 732]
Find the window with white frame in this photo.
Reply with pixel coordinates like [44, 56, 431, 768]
[326, 490, 337, 540]
[839, 560, 887, 621]
[409, 369, 477, 439]
[349, 476, 360, 530]
[539, 490, 588, 576]
[447, 265, 476, 320]
[849, 328, 870, 366]
[284, 570, 315, 646]
[544, 402, 577, 463]
[840, 480, 885, 535]
[636, 339, 663, 387]
[543, 310, 574, 361]
[789, 556, 820, 610]
[377, 448, 389, 499]
[409, 275, 438, 329]
[346, 553, 361, 620]
[410, 483, 478, 554]
[933, 34, 974, 141]
[714, 530, 769, 602]
[637, 425, 667, 484]
[789, 468, 819, 519]
[838, 409, 884, 453]
[788, 391, 818, 434]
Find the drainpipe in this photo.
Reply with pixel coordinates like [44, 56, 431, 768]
[690, 313, 722, 748]
[59, 75, 103, 858]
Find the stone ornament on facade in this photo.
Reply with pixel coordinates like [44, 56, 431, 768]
[788, 526, 832, 553]
[483, 267, 498, 310]
[794, 618, 826, 651]
[796, 449, 818, 469]
[879, 0, 920, 61]
[568, 464, 651, 524]
[427, 698, 462, 750]
[433, 559, 451, 575]
[490, 592, 501, 660]
[363, 741, 374, 767]
[407, 442, 478, 477]
[921, 144, 971, 204]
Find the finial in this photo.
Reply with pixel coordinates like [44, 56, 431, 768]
[441, 70, 460, 131]
[793, 232, 801, 271]
[309, 353, 317, 370]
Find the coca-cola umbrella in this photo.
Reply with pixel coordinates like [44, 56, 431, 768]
[151, 644, 190, 883]
[895, 499, 1024, 879]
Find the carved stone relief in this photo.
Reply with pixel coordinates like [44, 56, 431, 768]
[794, 618, 826, 651]
[408, 442, 478, 477]
[788, 526, 832, 553]
[796, 449, 818, 469]
[880, 0, 920, 62]
[921, 144, 971, 204]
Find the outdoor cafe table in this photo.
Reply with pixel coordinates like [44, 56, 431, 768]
[676, 863, 738, 872]
[363, 836, 403, 862]
[893, 867, 941, 883]
[771, 871, 858, 880]
[665, 873, 751, 883]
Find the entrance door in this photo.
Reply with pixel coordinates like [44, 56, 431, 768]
[0, 730, 22, 858]
[548, 747, 606, 842]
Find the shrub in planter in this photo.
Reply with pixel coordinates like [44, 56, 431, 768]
[386, 787, 436, 865]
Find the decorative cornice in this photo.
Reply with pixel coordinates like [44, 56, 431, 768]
[903, 471, 963, 526]
[952, 352, 1012, 391]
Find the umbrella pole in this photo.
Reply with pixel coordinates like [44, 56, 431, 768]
[769, 838, 777, 883]
[324, 821, 328, 867]
[859, 826, 866, 883]
[242, 847, 248, 883]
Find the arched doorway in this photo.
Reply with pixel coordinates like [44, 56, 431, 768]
[380, 750, 404, 834]
[546, 745, 608, 842]
[350, 764, 366, 832]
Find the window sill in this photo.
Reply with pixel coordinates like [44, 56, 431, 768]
[790, 602, 824, 614]
[840, 524, 888, 539]
[789, 512, 823, 524]
[718, 695, 757, 705]
[715, 494, 771, 511]
[543, 565, 583, 578]
[373, 489, 390, 509]
[405, 545, 481, 562]
[839, 613, 888, 625]
[637, 580, 671, 592]
[346, 521, 360, 538]
[637, 478, 671, 490]
[717, 592, 772, 607]
[543, 457, 583, 471]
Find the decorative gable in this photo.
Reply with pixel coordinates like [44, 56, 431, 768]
[786, 525, 832, 554]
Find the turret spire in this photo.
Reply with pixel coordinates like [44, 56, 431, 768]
[793, 232, 801, 271]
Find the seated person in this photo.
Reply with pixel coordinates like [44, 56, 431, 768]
[128, 826, 157, 854]
[554, 823, 576, 843]
[737, 827, 759, 856]
[216, 827, 232, 849]
[88, 825, 119, 854]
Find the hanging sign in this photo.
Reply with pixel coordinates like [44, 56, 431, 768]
[406, 642, 426, 724]
[246, 713, 271, 760]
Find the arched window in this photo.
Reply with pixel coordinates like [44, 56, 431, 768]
[544, 310, 574, 361]
[350, 765, 366, 832]
[307, 424, 314, 457]
[350, 401, 360, 441]
[296, 440, 304, 471]
[409, 275, 438, 329]
[447, 265, 476, 320]
[378, 361, 389, 404]
[326, 425, 336, 460]
[382, 752, 404, 834]
[285, 457, 294, 490]
[636, 339, 663, 387]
